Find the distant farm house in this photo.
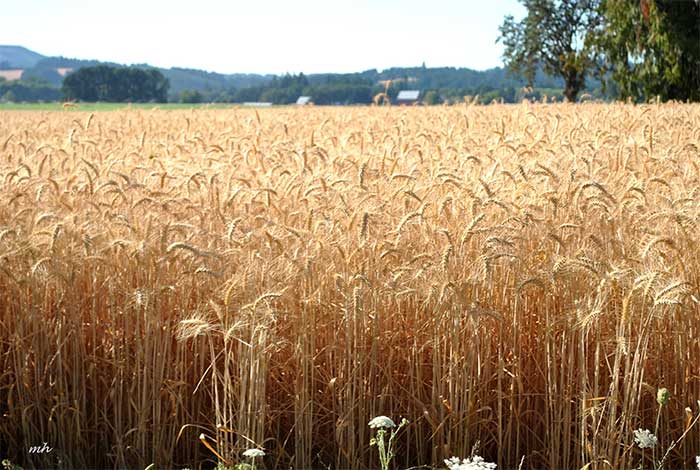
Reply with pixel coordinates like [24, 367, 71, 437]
[396, 90, 420, 105]
[296, 96, 312, 106]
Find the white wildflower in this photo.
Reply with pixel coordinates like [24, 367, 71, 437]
[368, 415, 396, 429]
[633, 428, 658, 449]
[242, 448, 265, 458]
[444, 455, 497, 470]
[696, 455, 700, 470]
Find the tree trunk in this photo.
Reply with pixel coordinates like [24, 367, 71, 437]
[564, 72, 583, 102]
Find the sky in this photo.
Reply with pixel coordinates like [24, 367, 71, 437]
[1, 0, 527, 75]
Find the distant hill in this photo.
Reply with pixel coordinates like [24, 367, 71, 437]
[350, 66, 567, 92]
[1, 45, 607, 103]
[24, 55, 273, 96]
[0, 45, 46, 69]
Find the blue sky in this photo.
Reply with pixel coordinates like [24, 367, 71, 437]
[1, 0, 526, 74]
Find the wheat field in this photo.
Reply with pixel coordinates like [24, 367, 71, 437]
[1, 104, 699, 469]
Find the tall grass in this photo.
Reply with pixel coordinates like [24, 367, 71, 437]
[1, 104, 699, 469]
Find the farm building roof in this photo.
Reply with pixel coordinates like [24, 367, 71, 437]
[296, 96, 312, 105]
[397, 90, 420, 101]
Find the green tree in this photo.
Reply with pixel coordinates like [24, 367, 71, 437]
[0, 81, 60, 102]
[422, 90, 441, 105]
[498, 0, 603, 102]
[1, 90, 16, 103]
[599, 0, 700, 102]
[180, 89, 203, 103]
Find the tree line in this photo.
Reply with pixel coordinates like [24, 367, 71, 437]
[181, 74, 378, 105]
[61, 66, 169, 102]
[0, 76, 61, 102]
[174, 71, 579, 105]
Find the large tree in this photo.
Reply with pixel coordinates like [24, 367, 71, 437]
[62, 65, 169, 103]
[599, 0, 700, 102]
[498, 0, 602, 102]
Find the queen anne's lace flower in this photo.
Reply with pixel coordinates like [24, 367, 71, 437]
[695, 455, 700, 469]
[444, 455, 497, 470]
[242, 448, 265, 458]
[633, 429, 658, 449]
[368, 415, 396, 429]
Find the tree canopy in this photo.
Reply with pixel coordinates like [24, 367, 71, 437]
[499, 0, 700, 103]
[62, 65, 169, 102]
[599, 0, 700, 102]
[498, 0, 603, 102]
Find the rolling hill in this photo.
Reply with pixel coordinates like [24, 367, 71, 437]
[2, 45, 606, 103]
[0, 45, 46, 69]
[13, 53, 273, 96]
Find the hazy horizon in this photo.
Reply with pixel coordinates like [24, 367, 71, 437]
[1, 0, 526, 75]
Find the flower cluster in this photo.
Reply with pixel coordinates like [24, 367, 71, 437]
[368, 416, 396, 429]
[242, 448, 265, 458]
[444, 455, 497, 470]
[633, 429, 658, 449]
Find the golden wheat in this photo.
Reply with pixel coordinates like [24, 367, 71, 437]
[1, 103, 700, 469]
